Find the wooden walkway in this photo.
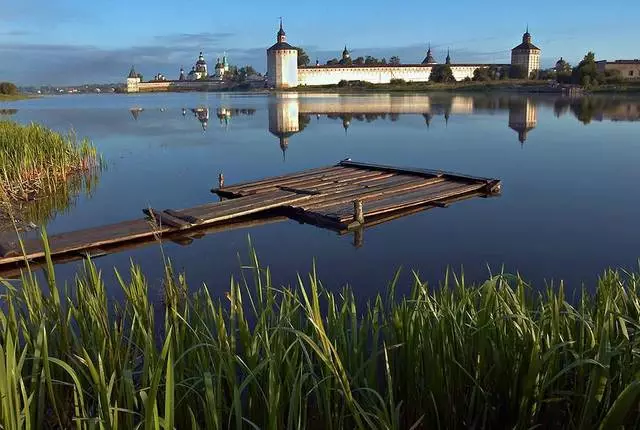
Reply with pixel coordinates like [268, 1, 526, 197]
[0, 160, 500, 272]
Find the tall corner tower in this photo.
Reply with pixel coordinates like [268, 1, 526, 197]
[510, 27, 541, 78]
[126, 65, 141, 93]
[267, 18, 299, 89]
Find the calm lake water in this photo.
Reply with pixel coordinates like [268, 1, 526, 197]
[2, 92, 640, 298]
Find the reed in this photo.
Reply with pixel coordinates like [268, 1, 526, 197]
[0, 121, 100, 202]
[1, 238, 640, 429]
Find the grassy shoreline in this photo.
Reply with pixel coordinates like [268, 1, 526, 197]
[0, 94, 36, 102]
[1, 240, 639, 429]
[0, 121, 99, 202]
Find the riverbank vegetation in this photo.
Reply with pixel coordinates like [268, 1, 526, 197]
[0, 121, 99, 203]
[0, 82, 32, 101]
[1, 241, 640, 429]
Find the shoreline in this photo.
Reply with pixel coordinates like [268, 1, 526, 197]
[0, 94, 38, 102]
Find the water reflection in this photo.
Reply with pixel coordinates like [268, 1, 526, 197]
[126, 94, 640, 156]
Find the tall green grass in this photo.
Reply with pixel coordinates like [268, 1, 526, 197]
[1, 238, 640, 429]
[0, 121, 99, 202]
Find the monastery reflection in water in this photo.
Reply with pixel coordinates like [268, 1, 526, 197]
[129, 95, 640, 155]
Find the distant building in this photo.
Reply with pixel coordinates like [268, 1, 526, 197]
[511, 28, 541, 78]
[267, 19, 299, 88]
[126, 66, 141, 92]
[191, 52, 208, 80]
[596, 60, 640, 79]
[422, 44, 437, 65]
[509, 98, 537, 144]
[555, 57, 570, 73]
[267, 22, 526, 88]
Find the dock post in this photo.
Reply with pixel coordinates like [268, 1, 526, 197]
[218, 173, 224, 188]
[353, 226, 364, 248]
[353, 199, 364, 225]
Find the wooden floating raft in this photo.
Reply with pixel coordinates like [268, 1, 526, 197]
[0, 160, 500, 270]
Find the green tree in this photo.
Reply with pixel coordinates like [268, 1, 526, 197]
[326, 58, 339, 65]
[572, 52, 601, 87]
[353, 56, 365, 65]
[389, 56, 401, 65]
[509, 65, 528, 79]
[339, 57, 353, 66]
[364, 56, 379, 65]
[237, 66, 257, 81]
[429, 65, 455, 83]
[297, 48, 310, 67]
[0, 82, 18, 95]
[473, 68, 492, 81]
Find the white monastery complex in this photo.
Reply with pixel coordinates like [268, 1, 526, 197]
[127, 21, 542, 92]
[266, 20, 542, 89]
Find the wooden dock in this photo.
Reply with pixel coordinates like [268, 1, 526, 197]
[0, 160, 500, 272]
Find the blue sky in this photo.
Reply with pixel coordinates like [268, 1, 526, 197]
[1, 0, 637, 86]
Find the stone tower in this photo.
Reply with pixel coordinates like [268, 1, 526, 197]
[126, 66, 141, 93]
[267, 18, 299, 88]
[509, 97, 537, 144]
[511, 27, 541, 78]
[268, 94, 300, 159]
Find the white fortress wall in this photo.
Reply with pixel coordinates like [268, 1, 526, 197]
[298, 66, 432, 85]
[298, 65, 489, 86]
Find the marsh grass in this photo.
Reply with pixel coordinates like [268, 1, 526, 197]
[0, 121, 100, 202]
[1, 236, 640, 429]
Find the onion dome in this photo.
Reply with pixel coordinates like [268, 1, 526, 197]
[342, 45, 350, 60]
[215, 58, 224, 69]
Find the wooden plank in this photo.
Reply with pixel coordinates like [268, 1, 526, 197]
[330, 183, 485, 223]
[339, 160, 495, 184]
[283, 170, 394, 191]
[298, 176, 446, 211]
[277, 186, 323, 195]
[143, 208, 191, 229]
[308, 181, 464, 219]
[0, 219, 170, 265]
[184, 190, 297, 219]
[183, 192, 313, 224]
[0, 242, 20, 258]
[163, 209, 202, 224]
[213, 165, 343, 195]
[232, 167, 366, 194]
[283, 172, 398, 196]
[213, 165, 338, 190]
[0, 215, 289, 277]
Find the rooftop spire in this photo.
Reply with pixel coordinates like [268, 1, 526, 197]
[277, 17, 286, 42]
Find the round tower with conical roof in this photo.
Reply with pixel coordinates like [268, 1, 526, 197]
[267, 18, 299, 88]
